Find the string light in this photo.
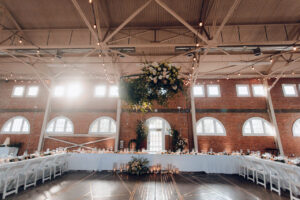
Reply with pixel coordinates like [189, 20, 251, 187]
[193, 57, 197, 62]
[93, 24, 96, 29]
[270, 57, 273, 63]
[199, 22, 203, 27]
[293, 46, 297, 51]
[251, 66, 254, 70]
[37, 49, 40, 54]
[89, 0, 92, 3]
[292, 71, 295, 75]
[18, 38, 23, 44]
[238, 73, 241, 76]
[97, 42, 100, 46]
[98, 53, 102, 57]
[196, 43, 200, 47]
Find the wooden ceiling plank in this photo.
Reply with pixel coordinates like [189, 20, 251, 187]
[155, 0, 209, 44]
[103, 0, 153, 44]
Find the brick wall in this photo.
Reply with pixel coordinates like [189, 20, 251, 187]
[0, 78, 299, 156]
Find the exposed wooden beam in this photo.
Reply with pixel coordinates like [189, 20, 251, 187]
[213, 0, 241, 40]
[92, 0, 103, 41]
[103, 0, 153, 43]
[70, 0, 99, 42]
[155, 0, 209, 44]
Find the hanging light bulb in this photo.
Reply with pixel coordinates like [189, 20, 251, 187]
[37, 49, 40, 54]
[98, 53, 102, 57]
[18, 38, 23, 44]
[193, 56, 197, 62]
[270, 57, 273, 63]
[89, 0, 92, 3]
[292, 71, 295, 75]
[293, 46, 297, 51]
[93, 24, 96, 29]
[238, 73, 241, 76]
[196, 43, 200, 47]
[251, 66, 254, 70]
[199, 21, 203, 27]
[97, 42, 100, 46]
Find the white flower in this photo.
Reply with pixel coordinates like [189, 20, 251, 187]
[158, 75, 162, 80]
[152, 62, 159, 67]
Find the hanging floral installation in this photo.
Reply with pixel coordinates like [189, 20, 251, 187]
[120, 62, 184, 111]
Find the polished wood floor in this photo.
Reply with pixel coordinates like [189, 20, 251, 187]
[6, 171, 290, 200]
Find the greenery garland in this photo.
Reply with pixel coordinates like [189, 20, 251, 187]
[128, 120, 148, 151]
[120, 62, 184, 111]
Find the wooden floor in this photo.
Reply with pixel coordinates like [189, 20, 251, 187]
[6, 171, 290, 200]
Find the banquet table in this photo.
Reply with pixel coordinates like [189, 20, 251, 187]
[67, 153, 240, 174]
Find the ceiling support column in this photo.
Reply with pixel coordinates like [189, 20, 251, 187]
[37, 83, 52, 152]
[264, 79, 284, 156]
[114, 98, 122, 152]
[190, 83, 198, 152]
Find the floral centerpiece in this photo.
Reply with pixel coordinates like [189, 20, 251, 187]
[127, 157, 149, 175]
[170, 128, 187, 152]
[120, 62, 184, 112]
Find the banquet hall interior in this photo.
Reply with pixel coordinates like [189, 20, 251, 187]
[0, 0, 300, 199]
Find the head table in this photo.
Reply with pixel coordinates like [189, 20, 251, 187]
[67, 153, 240, 174]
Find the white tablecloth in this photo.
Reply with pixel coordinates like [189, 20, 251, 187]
[67, 153, 240, 174]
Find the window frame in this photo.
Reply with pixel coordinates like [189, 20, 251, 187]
[94, 85, 107, 98]
[12, 85, 25, 98]
[26, 85, 39, 97]
[1, 116, 30, 134]
[108, 85, 119, 97]
[207, 84, 221, 97]
[252, 84, 266, 97]
[292, 118, 300, 137]
[53, 85, 65, 98]
[242, 117, 274, 136]
[146, 117, 171, 152]
[46, 116, 74, 135]
[88, 116, 116, 135]
[193, 85, 205, 97]
[282, 84, 298, 97]
[196, 117, 226, 136]
[236, 84, 251, 97]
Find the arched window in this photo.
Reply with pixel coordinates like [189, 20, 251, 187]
[196, 117, 226, 136]
[1, 116, 30, 134]
[146, 117, 171, 152]
[89, 117, 116, 134]
[292, 118, 300, 137]
[242, 117, 274, 136]
[46, 116, 73, 134]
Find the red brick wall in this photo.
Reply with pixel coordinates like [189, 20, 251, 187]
[0, 78, 299, 156]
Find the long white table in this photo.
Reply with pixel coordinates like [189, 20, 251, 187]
[67, 153, 240, 174]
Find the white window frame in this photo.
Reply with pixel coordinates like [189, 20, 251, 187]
[53, 86, 65, 98]
[196, 117, 226, 136]
[88, 116, 116, 135]
[46, 116, 74, 135]
[242, 117, 274, 136]
[1, 116, 30, 134]
[146, 117, 171, 152]
[94, 85, 107, 97]
[282, 84, 298, 97]
[292, 118, 300, 137]
[12, 85, 25, 98]
[252, 84, 266, 97]
[26, 85, 39, 97]
[193, 85, 205, 97]
[236, 84, 251, 97]
[108, 85, 119, 97]
[207, 84, 221, 97]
